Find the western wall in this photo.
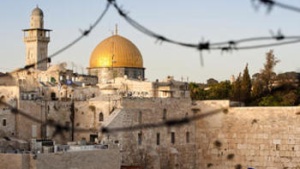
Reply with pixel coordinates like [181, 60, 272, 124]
[195, 100, 300, 169]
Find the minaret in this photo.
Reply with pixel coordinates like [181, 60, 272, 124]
[23, 6, 51, 71]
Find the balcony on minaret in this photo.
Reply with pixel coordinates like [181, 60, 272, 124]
[23, 29, 51, 42]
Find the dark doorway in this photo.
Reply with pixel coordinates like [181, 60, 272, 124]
[90, 134, 98, 143]
[51, 92, 56, 100]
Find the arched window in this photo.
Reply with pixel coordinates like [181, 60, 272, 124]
[99, 112, 104, 122]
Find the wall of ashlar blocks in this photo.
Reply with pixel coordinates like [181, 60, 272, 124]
[195, 100, 300, 169]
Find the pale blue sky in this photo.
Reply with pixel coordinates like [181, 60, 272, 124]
[1, 1, 300, 83]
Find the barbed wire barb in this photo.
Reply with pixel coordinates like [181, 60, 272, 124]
[252, 0, 300, 13]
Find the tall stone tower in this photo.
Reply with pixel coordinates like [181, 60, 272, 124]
[23, 6, 51, 70]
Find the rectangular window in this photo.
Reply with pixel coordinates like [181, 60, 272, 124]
[171, 132, 175, 144]
[163, 109, 167, 120]
[2, 119, 6, 126]
[138, 133, 142, 145]
[138, 111, 142, 124]
[186, 132, 190, 143]
[156, 133, 160, 145]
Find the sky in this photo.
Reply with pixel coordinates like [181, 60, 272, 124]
[1, 1, 300, 83]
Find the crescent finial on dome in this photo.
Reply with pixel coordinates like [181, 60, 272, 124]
[115, 24, 118, 35]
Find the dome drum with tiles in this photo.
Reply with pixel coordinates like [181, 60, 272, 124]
[88, 33, 145, 83]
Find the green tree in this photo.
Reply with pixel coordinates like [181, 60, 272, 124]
[258, 95, 281, 106]
[189, 82, 199, 100]
[189, 82, 207, 100]
[260, 50, 280, 92]
[251, 77, 264, 98]
[231, 73, 242, 101]
[281, 91, 298, 106]
[241, 64, 252, 104]
[206, 81, 231, 100]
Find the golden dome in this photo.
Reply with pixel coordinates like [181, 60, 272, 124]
[89, 34, 143, 68]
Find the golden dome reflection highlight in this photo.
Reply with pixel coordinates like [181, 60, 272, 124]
[89, 34, 143, 69]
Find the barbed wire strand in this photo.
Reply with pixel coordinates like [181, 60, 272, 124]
[8, 0, 300, 74]
[13, 2, 111, 73]
[101, 108, 225, 133]
[252, 0, 300, 13]
[108, 0, 300, 52]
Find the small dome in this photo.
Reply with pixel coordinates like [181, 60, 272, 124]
[89, 35, 143, 68]
[32, 6, 43, 17]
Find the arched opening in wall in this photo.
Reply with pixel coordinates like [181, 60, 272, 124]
[163, 109, 167, 120]
[99, 112, 104, 122]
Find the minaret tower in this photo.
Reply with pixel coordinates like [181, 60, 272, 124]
[23, 6, 51, 70]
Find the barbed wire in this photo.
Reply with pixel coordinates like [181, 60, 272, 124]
[108, 0, 300, 53]
[251, 0, 300, 13]
[13, 2, 111, 73]
[101, 108, 225, 133]
[9, 0, 300, 74]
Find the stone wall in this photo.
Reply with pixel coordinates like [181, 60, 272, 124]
[0, 153, 35, 169]
[18, 100, 73, 144]
[0, 149, 119, 169]
[105, 97, 197, 169]
[195, 100, 300, 169]
[0, 86, 19, 137]
[73, 95, 122, 142]
[36, 149, 120, 169]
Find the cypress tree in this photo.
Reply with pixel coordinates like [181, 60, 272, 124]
[241, 64, 252, 104]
